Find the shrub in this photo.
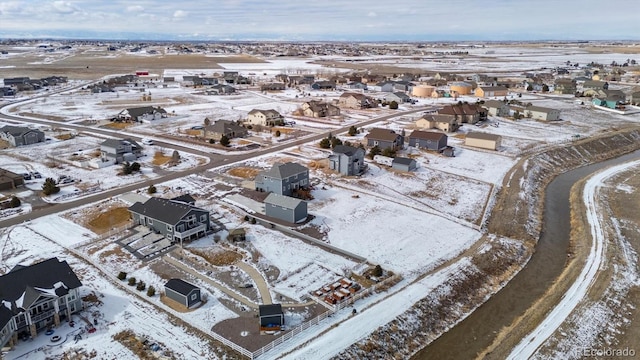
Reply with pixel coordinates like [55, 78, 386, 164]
[42, 177, 60, 196]
[147, 185, 157, 194]
[250, 217, 257, 224]
[136, 281, 146, 291]
[373, 265, 383, 277]
[319, 138, 331, 149]
[348, 126, 357, 136]
[209, 139, 215, 144]
[117, 272, 127, 280]
[389, 101, 399, 110]
[244, 215, 250, 221]
[128, 277, 136, 286]
[9, 196, 20, 208]
[220, 135, 230, 147]
[147, 286, 155, 297]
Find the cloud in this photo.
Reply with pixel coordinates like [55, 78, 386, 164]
[52, 1, 78, 14]
[173, 9, 188, 18]
[368, 11, 377, 17]
[126, 5, 144, 12]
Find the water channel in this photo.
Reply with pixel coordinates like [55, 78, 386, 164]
[414, 149, 640, 359]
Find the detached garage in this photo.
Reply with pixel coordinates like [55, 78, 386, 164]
[164, 278, 201, 309]
[264, 193, 307, 224]
[465, 132, 502, 151]
[259, 304, 284, 331]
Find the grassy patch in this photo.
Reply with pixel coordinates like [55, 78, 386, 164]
[103, 122, 134, 130]
[227, 167, 261, 179]
[189, 248, 243, 266]
[153, 151, 172, 166]
[86, 207, 131, 234]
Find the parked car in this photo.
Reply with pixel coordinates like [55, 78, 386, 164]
[31, 171, 42, 179]
[22, 173, 31, 180]
[142, 138, 154, 145]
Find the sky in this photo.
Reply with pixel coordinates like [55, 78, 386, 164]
[0, 0, 637, 41]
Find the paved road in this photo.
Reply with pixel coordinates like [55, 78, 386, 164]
[0, 93, 429, 228]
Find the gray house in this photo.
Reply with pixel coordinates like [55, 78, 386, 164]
[0, 126, 45, 147]
[483, 100, 510, 117]
[164, 279, 201, 308]
[255, 162, 309, 196]
[259, 304, 284, 330]
[365, 128, 404, 150]
[0, 258, 82, 349]
[329, 145, 366, 176]
[117, 106, 167, 122]
[392, 157, 418, 172]
[100, 138, 143, 164]
[128, 197, 211, 246]
[408, 130, 448, 151]
[264, 193, 308, 224]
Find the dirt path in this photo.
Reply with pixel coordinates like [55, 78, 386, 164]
[234, 260, 272, 305]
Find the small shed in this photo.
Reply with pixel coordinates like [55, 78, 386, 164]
[259, 304, 284, 330]
[392, 157, 418, 172]
[164, 279, 201, 308]
[264, 193, 307, 224]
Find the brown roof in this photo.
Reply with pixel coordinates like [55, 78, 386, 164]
[409, 130, 447, 141]
[366, 127, 401, 142]
[466, 132, 501, 141]
[439, 103, 484, 116]
[340, 92, 367, 100]
[477, 86, 508, 92]
[420, 114, 456, 123]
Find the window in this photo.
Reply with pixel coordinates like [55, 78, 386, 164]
[148, 219, 153, 225]
[177, 225, 184, 232]
[200, 214, 206, 222]
[167, 225, 172, 232]
[190, 293, 198, 301]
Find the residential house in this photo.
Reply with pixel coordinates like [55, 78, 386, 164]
[554, 78, 577, 94]
[264, 193, 308, 223]
[259, 304, 284, 331]
[311, 81, 336, 90]
[255, 162, 309, 196]
[207, 84, 236, 95]
[117, 106, 167, 122]
[329, 145, 366, 176]
[523, 106, 561, 121]
[0, 168, 24, 190]
[483, 100, 510, 117]
[602, 89, 627, 103]
[465, 132, 502, 150]
[382, 92, 411, 104]
[338, 93, 377, 109]
[201, 120, 248, 141]
[164, 279, 201, 309]
[365, 128, 404, 150]
[90, 84, 114, 93]
[128, 196, 211, 246]
[582, 80, 608, 91]
[246, 109, 284, 126]
[100, 138, 143, 164]
[438, 103, 486, 124]
[0, 258, 82, 349]
[301, 100, 341, 118]
[2, 77, 30, 86]
[393, 81, 415, 92]
[408, 130, 448, 151]
[347, 82, 367, 90]
[392, 157, 418, 172]
[475, 86, 509, 98]
[260, 83, 286, 91]
[415, 114, 458, 132]
[1, 87, 16, 96]
[371, 81, 395, 92]
[0, 126, 45, 147]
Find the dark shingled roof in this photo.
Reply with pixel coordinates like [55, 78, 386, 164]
[0, 125, 41, 137]
[259, 304, 283, 317]
[409, 130, 447, 142]
[0, 258, 82, 327]
[392, 157, 415, 165]
[171, 194, 196, 205]
[332, 145, 361, 156]
[260, 162, 308, 180]
[128, 197, 207, 226]
[165, 278, 199, 296]
[366, 128, 401, 142]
